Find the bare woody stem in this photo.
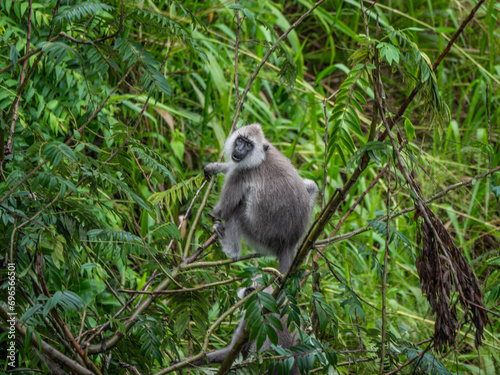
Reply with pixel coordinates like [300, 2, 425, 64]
[379, 159, 391, 375]
[234, 0, 241, 108]
[321, 98, 328, 207]
[0, 59, 138, 207]
[0, 305, 93, 375]
[6, 0, 33, 154]
[286, 0, 485, 279]
[377, 0, 486, 141]
[318, 164, 500, 246]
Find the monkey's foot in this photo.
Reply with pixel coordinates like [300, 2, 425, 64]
[213, 220, 225, 238]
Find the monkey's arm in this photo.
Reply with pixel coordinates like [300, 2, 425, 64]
[213, 185, 246, 220]
[204, 162, 231, 179]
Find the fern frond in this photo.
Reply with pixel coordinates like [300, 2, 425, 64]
[86, 228, 143, 244]
[81, 166, 153, 213]
[130, 9, 207, 61]
[401, 347, 452, 375]
[149, 176, 204, 206]
[129, 141, 177, 183]
[54, 2, 115, 24]
[137, 318, 165, 365]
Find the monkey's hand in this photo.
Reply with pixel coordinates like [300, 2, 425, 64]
[204, 162, 231, 180]
[204, 163, 220, 180]
[213, 220, 225, 238]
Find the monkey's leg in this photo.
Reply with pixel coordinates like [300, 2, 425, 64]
[175, 345, 239, 366]
[216, 218, 241, 260]
[187, 319, 249, 366]
[175, 348, 232, 367]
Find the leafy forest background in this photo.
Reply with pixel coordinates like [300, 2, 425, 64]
[0, 0, 499, 374]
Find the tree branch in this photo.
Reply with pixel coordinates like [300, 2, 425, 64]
[0, 306, 93, 375]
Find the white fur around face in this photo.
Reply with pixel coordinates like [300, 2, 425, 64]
[223, 126, 267, 170]
[236, 287, 248, 300]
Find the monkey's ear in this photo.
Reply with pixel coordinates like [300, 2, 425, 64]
[263, 144, 269, 151]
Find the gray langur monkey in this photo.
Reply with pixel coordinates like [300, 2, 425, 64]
[184, 281, 300, 374]
[204, 124, 318, 274]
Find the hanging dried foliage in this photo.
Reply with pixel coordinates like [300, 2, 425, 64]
[414, 204, 490, 352]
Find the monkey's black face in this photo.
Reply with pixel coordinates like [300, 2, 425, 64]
[232, 136, 253, 163]
[243, 287, 255, 298]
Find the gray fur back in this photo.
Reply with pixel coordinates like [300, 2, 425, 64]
[223, 145, 311, 257]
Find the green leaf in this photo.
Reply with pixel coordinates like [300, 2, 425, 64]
[109, 176, 152, 213]
[486, 285, 500, 304]
[242, 8, 255, 25]
[43, 291, 62, 318]
[326, 351, 337, 366]
[59, 143, 78, 162]
[149, 222, 181, 241]
[9, 45, 19, 66]
[20, 304, 43, 323]
[148, 67, 172, 97]
[256, 324, 267, 350]
[265, 324, 278, 345]
[54, 2, 114, 23]
[353, 90, 367, 105]
[258, 292, 280, 314]
[266, 314, 283, 332]
[405, 118, 415, 142]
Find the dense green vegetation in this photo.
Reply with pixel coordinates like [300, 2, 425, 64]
[0, 0, 499, 374]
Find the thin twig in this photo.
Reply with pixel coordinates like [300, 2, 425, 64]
[7, 0, 33, 153]
[183, 179, 212, 258]
[384, 341, 433, 375]
[375, 0, 485, 142]
[321, 98, 329, 207]
[349, 266, 364, 350]
[4, 0, 61, 157]
[77, 306, 88, 344]
[153, 281, 273, 375]
[0, 204, 50, 232]
[59, 31, 119, 45]
[329, 163, 389, 238]
[234, 0, 241, 108]
[118, 277, 241, 295]
[230, 0, 327, 130]
[131, 150, 167, 223]
[183, 232, 217, 263]
[379, 159, 390, 375]
[318, 164, 500, 246]
[0, 306, 93, 375]
[485, 84, 500, 213]
[0, 59, 138, 206]
[82, 245, 130, 310]
[431, 0, 485, 71]
[163, 180, 207, 257]
[9, 218, 17, 263]
[0, 36, 57, 75]
[36, 254, 102, 375]
[131, 150, 155, 193]
[314, 246, 382, 312]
